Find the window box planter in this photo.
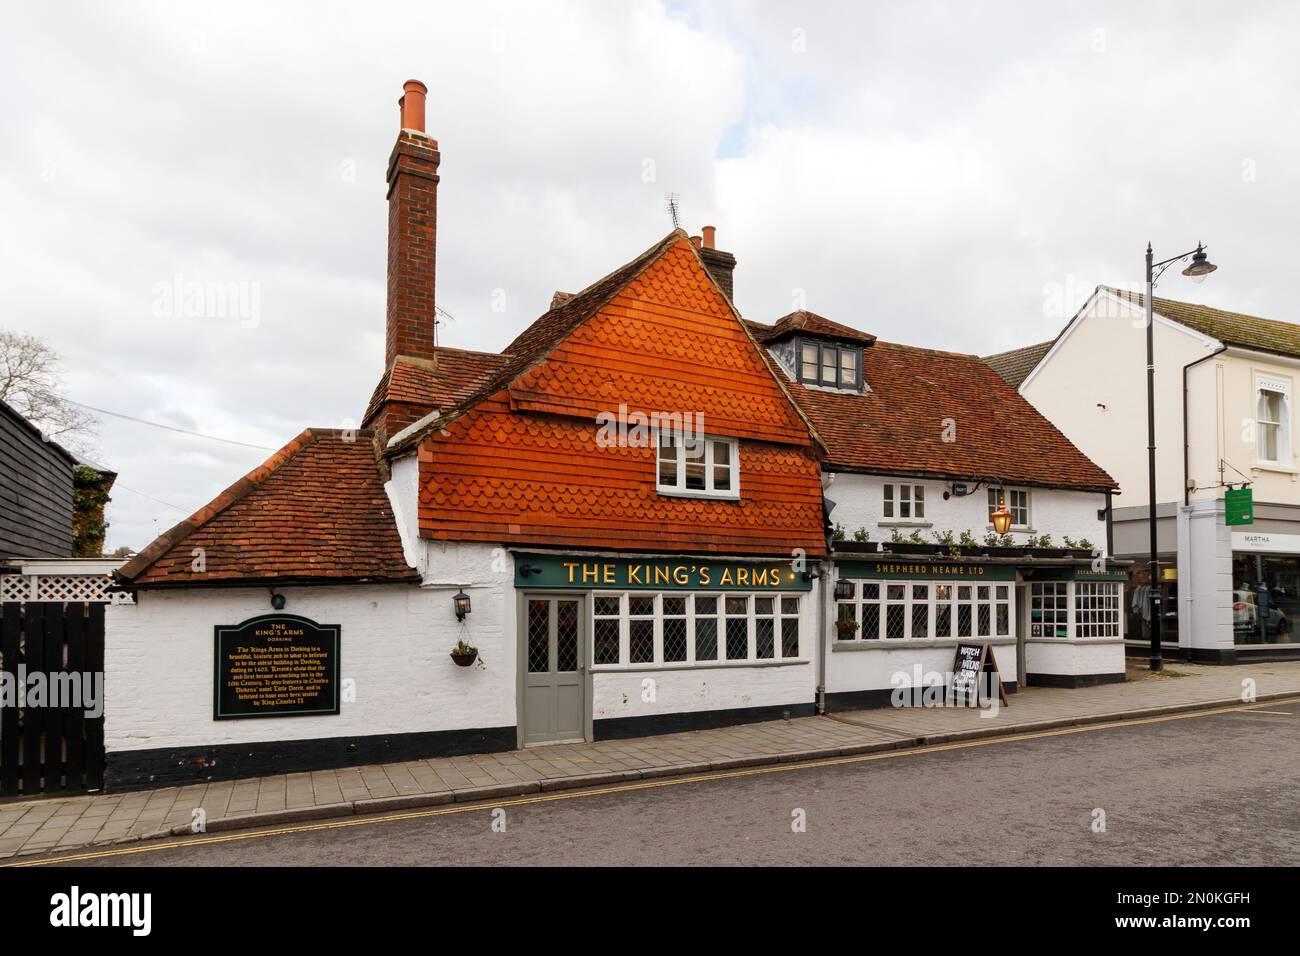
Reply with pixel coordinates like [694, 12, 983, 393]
[833, 541, 879, 554]
[1024, 547, 1070, 559]
[984, 546, 1027, 558]
[884, 542, 943, 556]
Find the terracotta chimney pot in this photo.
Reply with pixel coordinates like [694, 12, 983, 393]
[401, 79, 427, 132]
[702, 225, 716, 249]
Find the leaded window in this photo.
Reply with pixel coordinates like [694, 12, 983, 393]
[588, 592, 802, 668]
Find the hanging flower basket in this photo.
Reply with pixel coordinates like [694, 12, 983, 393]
[450, 640, 479, 667]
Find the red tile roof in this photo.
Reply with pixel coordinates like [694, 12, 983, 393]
[362, 348, 511, 428]
[746, 310, 877, 346]
[387, 231, 699, 455]
[785, 340, 1117, 491]
[116, 429, 418, 587]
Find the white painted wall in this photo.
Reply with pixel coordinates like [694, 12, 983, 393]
[1024, 639, 1125, 676]
[105, 540, 515, 753]
[592, 662, 815, 721]
[826, 472, 1108, 553]
[826, 638, 1019, 696]
[1193, 348, 1300, 504]
[1019, 290, 1222, 506]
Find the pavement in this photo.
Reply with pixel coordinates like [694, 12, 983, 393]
[3, 659, 1298, 861]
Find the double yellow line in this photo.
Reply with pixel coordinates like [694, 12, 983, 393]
[8, 696, 1296, 867]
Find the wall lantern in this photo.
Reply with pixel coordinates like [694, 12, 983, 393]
[270, 591, 287, 611]
[989, 494, 1014, 536]
[452, 589, 471, 621]
[833, 578, 854, 601]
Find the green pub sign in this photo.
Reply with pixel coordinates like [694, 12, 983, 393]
[1225, 487, 1253, 526]
[514, 554, 811, 591]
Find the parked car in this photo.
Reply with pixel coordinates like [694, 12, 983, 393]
[1233, 589, 1291, 637]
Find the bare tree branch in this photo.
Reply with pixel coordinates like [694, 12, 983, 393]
[0, 329, 98, 454]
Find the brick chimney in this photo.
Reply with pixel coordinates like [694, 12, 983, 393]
[385, 79, 440, 367]
[698, 225, 736, 302]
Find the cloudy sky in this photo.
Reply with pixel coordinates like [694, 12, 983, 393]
[2, 0, 1297, 551]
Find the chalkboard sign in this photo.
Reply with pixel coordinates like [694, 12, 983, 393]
[951, 642, 1008, 706]
[214, 614, 340, 720]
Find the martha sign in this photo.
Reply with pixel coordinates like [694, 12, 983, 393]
[213, 614, 340, 720]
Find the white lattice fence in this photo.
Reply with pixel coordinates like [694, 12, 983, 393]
[0, 573, 133, 604]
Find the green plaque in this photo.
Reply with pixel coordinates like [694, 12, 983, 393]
[1225, 487, 1254, 526]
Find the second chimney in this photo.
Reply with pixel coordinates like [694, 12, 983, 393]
[385, 79, 440, 367]
[698, 224, 736, 301]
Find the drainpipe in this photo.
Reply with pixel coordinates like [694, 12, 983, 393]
[817, 555, 830, 714]
[1184, 345, 1227, 506]
[1104, 489, 1114, 557]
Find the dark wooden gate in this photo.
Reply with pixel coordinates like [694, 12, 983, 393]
[0, 602, 105, 796]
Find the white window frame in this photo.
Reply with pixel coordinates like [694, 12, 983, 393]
[988, 487, 1030, 529]
[835, 579, 1011, 642]
[1073, 582, 1121, 639]
[657, 434, 740, 499]
[1255, 376, 1291, 466]
[883, 483, 925, 520]
[1029, 581, 1069, 637]
[589, 591, 802, 669]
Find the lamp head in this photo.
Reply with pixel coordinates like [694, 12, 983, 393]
[452, 589, 471, 621]
[1182, 243, 1217, 284]
[990, 495, 1014, 536]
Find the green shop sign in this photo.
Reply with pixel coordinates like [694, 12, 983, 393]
[837, 559, 1017, 582]
[514, 554, 811, 591]
[1020, 566, 1130, 583]
[1225, 487, 1253, 527]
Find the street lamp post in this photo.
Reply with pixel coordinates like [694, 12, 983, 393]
[1144, 241, 1218, 671]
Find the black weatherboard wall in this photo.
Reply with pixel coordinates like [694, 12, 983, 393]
[0, 399, 75, 560]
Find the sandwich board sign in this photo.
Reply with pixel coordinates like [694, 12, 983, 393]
[951, 642, 1008, 707]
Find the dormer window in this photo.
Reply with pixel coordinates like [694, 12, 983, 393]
[798, 339, 860, 390]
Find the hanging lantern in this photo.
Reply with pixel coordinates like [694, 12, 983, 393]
[990, 494, 1014, 536]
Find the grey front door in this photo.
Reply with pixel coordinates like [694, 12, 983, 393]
[521, 596, 586, 745]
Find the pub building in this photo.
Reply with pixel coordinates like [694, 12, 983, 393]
[106, 82, 1124, 788]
